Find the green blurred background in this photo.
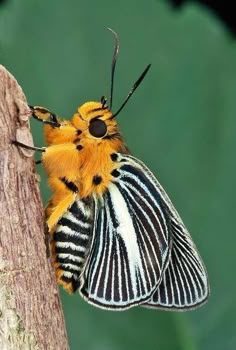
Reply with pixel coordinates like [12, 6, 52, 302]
[1, 0, 236, 349]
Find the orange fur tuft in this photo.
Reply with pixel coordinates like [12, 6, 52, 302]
[42, 101, 128, 225]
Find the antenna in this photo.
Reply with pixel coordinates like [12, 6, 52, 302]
[112, 64, 151, 119]
[108, 28, 119, 110]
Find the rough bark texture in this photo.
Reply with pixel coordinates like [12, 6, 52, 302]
[0, 65, 69, 350]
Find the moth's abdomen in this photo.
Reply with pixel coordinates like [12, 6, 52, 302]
[53, 198, 94, 293]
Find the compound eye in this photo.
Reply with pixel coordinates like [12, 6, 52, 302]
[89, 119, 107, 138]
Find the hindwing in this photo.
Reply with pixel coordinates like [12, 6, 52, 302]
[144, 218, 209, 310]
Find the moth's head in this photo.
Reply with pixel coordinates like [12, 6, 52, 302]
[71, 99, 119, 140]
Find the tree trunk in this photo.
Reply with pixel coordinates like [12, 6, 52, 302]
[0, 65, 69, 350]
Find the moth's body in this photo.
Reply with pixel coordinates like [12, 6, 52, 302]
[38, 102, 129, 294]
[29, 100, 209, 310]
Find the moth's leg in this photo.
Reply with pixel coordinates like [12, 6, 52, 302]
[29, 105, 60, 128]
[12, 140, 45, 152]
[46, 177, 78, 232]
[35, 159, 42, 164]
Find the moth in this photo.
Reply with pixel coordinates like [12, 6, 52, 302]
[15, 29, 209, 310]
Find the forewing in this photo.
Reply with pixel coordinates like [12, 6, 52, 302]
[79, 154, 172, 309]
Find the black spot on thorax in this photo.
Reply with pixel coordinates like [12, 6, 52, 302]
[60, 177, 78, 192]
[93, 175, 102, 185]
[110, 153, 118, 161]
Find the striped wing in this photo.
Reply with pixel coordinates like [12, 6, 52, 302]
[121, 155, 209, 310]
[80, 154, 209, 310]
[80, 154, 174, 309]
[144, 218, 209, 310]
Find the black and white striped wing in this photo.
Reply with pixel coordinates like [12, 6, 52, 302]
[80, 154, 209, 310]
[79, 154, 173, 309]
[144, 217, 209, 310]
[119, 155, 209, 310]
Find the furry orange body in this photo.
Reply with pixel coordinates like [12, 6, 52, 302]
[39, 101, 128, 240]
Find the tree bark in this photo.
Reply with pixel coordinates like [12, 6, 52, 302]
[0, 65, 69, 350]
